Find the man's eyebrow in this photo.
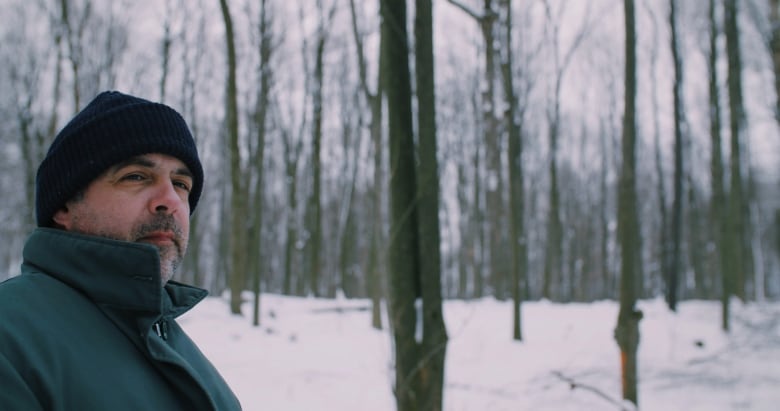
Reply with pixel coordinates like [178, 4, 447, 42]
[109, 155, 193, 178]
[109, 156, 155, 173]
[174, 166, 194, 179]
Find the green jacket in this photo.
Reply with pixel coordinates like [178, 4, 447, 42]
[0, 228, 241, 410]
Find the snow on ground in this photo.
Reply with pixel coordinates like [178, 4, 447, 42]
[180, 294, 780, 411]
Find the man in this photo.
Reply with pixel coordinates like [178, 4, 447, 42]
[0, 91, 241, 410]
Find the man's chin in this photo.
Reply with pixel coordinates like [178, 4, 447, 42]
[159, 253, 184, 284]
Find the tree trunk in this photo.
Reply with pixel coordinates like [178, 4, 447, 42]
[599, 128, 612, 299]
[724, 0, 748, 306]
[348, 0, 385, 327]
[414, 0, 449, 408]
[282, 128, 304, 296]
[615, 0, 642, 406]
[179, 10, 205, 288]
[649, 4, 671, 306]
[540, 0, 590, 302]
[59, 0, 81, 110]
[770, 0, 780, 125]
[543, 150, 562, 300]
[481, 1, 507, 301]
[446, 0, 503, 299]
[381, 0, 448, 408]
[498, 0, 526, 341]
[668, 0, 684, 311]
[707, 0, 729, 328]
[160, 0, 172, 101]
[336, 124, 360, 297]
[308, 0, 330, 297]
[472, 146, 485, 298]
[250, 0, 272, 326]
[382, 0, 421, 405]
[219, 0, 246, 315]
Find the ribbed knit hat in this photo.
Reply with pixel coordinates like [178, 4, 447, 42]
[36, 91, 204, 227]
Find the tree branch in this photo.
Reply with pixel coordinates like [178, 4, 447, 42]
[445, 0, 483, 21]
[551, 371, 636, 411]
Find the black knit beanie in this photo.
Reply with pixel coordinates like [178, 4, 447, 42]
[36, 91, 204, 227]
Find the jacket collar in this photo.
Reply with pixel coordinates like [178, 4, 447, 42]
[22, 228, 207, 317]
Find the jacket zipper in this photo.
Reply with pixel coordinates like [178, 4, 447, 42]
[153, 319, 169, 340]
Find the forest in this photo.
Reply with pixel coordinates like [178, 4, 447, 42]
[0, 0, 778, 407]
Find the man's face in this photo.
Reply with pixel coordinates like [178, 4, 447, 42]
[52, 153, 193, 284]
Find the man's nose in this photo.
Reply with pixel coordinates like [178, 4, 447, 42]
[149, 180, 184, 215]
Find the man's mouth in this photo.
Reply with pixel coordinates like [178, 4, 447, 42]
[137, 231, 176, 246]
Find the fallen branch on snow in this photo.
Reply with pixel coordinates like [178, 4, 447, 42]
[310, 305, 371, 314]
[552, 371, 635, 411]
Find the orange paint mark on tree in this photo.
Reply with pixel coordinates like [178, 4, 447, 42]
[620, 350, 628, 395]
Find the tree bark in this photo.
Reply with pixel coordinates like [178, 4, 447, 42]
[381, 0, 448, 408]
[668, 0, 684, 311]
[498, 0, 526, 341]
[348, 0, 385, 328]
[307, 0, 333, 297]
[218, 0, 247, 315]
[382, 0, 421, 405]
[724, 0, 749, 306]
[446, 0, 504, 299]
[414, 0, 449, 409]
[770, 0, 780, 125]
[282, 125, 304, 296]
[615, 0, 642, 405]
[250, 0, 272, 326]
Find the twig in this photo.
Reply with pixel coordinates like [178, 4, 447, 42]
[551, 371, 635, 411]
[310, 305, 370, 314]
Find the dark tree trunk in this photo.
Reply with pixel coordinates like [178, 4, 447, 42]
[724, 0, 749, 308]
[771, 0, 780, 125]
[498, 0, 526, 340]
[282, 129, 304, 296]
[668, 0, 685, 311]
[308, 2, 328, 297]
[446, 0, 503, 299]
[367, 62, 385, 329]
[615, 0, 642, 406]
[414, 1, 449, 408]
[382, 0, 448, 408]
[219, 0, 247, 315]
[707, 0, 729, 328]
[349, 0, 384, 328]
[250, 0, 272, 327]
[382, 0, 421, 405]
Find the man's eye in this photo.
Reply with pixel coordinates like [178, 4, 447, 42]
[122, 173, 145, 181]
[174, 181, 191, 192]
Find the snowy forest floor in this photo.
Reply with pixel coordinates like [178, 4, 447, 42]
[180, 293, 780, 411]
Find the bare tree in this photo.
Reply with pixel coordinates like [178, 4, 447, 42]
[218, 0, 247, 315]
[667, 0, 686, 311]
[349, 0, 384, 329]
[248, 0, 274, 326]
[771, 0, 780, 124]
[334, 59, 364, 298]
[159, 0, 173, 101]
[304, 0, 336, 297]
[180, 0, 208, 289]
[614, 0, 642, 405]
[498, 0, 528, 340]
[540, 0, 591, 301]
[707, 0, 728, 309]
[278, 102, 306, 296]
[642, 1, 673, 305]
[414, 0, 448, 407]
[381, 0, 448, 408]
[724, 0, 749, 313]
[447, 0, 507, 299]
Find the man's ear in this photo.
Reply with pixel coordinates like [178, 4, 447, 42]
[51, 206, 71, 230]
